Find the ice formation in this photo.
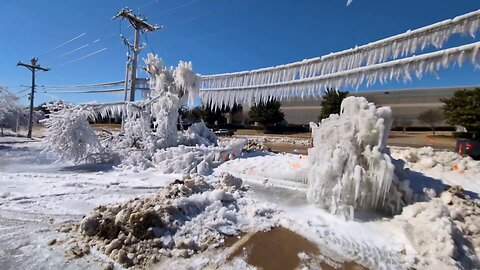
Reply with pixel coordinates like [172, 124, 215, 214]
[43, 54, 245, 173]
[202, 9, 480, 88]
[0, 87, 31, 134]
[391, 146, 480, 174]
[42, 103, 105, 163]
[200, 9, 480, 108]
[384, 187, 480, 269]
[201, 41, 480, 108]
[307, 97, 412, 218]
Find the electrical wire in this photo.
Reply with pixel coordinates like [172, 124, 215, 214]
[40, 88, 124, 94]
[39, 81, 125, 89]
[144, 33, 157, 55]
[158, 0, 200, 16]
[56, 48, 107, 67]
[44, 44, 89, 63]
[39, 33, 86, 56]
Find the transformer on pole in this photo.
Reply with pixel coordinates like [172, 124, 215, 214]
[113, 8, 162, 102]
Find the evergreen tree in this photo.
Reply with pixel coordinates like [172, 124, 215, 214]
[248, 100, 284, 127]
[441, 88, 480, 132]
[318, 88, 349, 121]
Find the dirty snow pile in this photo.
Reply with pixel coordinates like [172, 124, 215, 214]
[64, 173, 278, 268]
[391, 146, 480, 174]
[383, 186, 480, 269]
[307, 97, 412, 218]
[42, 54, 245, 174]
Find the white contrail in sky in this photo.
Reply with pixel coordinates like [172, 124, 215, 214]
[346, 0, 354, 6]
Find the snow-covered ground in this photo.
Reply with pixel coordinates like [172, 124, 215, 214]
[1, 135, 480, 269]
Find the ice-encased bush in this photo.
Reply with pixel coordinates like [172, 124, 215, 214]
[42, 103, 105, 164]
[307, 96, 412, 218]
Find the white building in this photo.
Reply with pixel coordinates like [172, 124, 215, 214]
[278, 86, 478, 126]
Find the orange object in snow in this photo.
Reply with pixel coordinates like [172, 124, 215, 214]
[290, 163, 301, 169]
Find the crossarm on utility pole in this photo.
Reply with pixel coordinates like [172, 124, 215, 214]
[16, 57, 50, 138]
[113, 7, 162, 102]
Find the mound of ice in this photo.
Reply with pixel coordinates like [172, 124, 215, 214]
[71, 174, 278, 268]
[307, 97, 412, 218]
[152, 139, 245, 175]
[182, 121, 218, 146]
[391, 146, 480, 174]
[385, 187, 480, 269]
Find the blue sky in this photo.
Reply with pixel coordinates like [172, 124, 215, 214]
[2, 0, 480, 106]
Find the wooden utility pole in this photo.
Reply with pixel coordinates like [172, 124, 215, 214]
[17, 57, 50, 138]
[113, 8, 161, 102]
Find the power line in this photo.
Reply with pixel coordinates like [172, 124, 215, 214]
[39, 33, 86, 56]
[158, 0, 200, 16]
[56, 48, 107, 67]
[40, 87, 149, 94]
[39, 81, 125, 89]
[40, 88, 124, 94]
[144, 33, 156, 55]
[44, 44, 90, 63]
[17, 87, 31, 94]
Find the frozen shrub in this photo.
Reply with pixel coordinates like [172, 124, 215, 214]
[42, 103, 104, 164]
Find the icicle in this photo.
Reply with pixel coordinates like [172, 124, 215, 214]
[200, 9, 480, 95]
[199, 41, 480, 108]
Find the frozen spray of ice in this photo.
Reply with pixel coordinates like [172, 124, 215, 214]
[307, 96, 411, 218]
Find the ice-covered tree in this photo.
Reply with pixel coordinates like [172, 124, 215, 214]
[0, 86, 28, 135]
[42, 102, 104, 163]
[42, 54, 244, 173]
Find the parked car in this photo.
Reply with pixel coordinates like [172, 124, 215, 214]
[214, 128, 234, 136]
[456, 139, 480, 160]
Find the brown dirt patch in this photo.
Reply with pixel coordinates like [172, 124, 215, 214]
[226, 227, 366, 270]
